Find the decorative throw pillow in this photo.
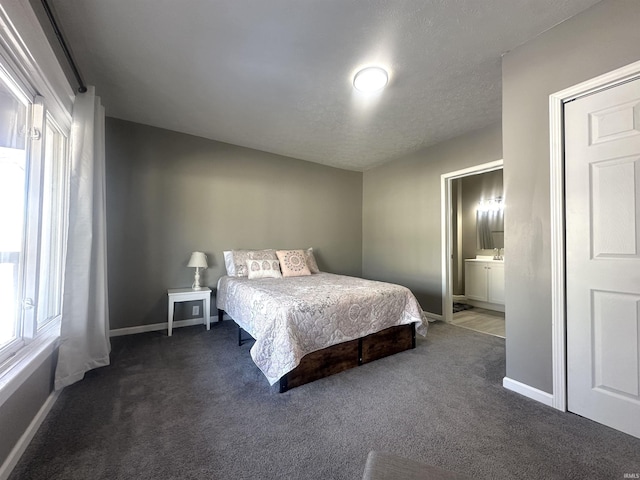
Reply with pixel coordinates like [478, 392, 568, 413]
[246, 259, 282, 279]
[248, 249, 278, 260]
[230, 249, 277, 276]
[276, 250, 311, 277]
[230, 250, 253, 277]
[304, 247, 320, 274]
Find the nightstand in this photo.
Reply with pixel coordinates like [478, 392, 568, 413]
[167, 287, 212, 336]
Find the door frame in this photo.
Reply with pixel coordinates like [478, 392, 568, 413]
[440, 160, 503, 324]
[549, 59, 640, 412]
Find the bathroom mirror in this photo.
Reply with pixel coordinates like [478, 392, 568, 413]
[477, 209, 504, 249]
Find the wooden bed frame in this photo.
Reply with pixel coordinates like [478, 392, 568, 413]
[218, 309, 416, 393]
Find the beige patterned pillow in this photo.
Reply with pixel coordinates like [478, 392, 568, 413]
[276, 250, 311, 277]
[246, 259, 282, 279]
[248, 249, 278, 260]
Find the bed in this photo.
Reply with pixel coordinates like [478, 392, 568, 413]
[216, 266, 426, 392]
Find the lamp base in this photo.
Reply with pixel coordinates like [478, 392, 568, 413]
[192, 268, 202, 290]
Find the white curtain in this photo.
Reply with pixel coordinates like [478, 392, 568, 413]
[55, 86, 110, 390]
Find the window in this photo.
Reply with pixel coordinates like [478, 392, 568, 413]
[36, 116, 68, 330]
[0, 58, 68, 366]
[0, 65, 30, 361]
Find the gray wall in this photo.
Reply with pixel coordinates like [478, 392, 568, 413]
[503, 0, 640, 393]
[362, 122, 502, 313]
[106, 118, 363, 330]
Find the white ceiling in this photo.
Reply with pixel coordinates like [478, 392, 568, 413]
[50, 0, 601, 171]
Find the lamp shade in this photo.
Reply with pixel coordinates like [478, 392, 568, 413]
[187, 251, 208, 268]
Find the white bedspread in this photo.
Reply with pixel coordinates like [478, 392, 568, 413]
[216, 273, 426, 385]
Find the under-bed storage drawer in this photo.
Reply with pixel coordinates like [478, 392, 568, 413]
[361, 323, 415, 364]
[283, 338, 360, 390]
[278, 323, 417, 392]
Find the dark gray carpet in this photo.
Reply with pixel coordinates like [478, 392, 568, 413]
[9, 321, 640, 479]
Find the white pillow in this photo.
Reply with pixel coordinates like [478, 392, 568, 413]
[223, 251, 235, 276]
[246, 259, 282, 279]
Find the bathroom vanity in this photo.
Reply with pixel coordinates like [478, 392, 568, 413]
[464, 257, 505, 311]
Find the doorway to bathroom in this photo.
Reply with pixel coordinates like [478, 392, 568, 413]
[441, 160, 505, 338]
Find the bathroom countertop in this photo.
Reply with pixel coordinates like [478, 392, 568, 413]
[465, 258, 504, 262]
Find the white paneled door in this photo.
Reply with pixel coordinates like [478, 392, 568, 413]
[565, 78, 640, 439]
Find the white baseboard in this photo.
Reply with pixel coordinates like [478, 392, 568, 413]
[423, 311, 443, 323]
[0, 389, 60, 480]
[503, 377, 553, 407]
[109, 315, 231, 337]
[452, 295, 467, 302]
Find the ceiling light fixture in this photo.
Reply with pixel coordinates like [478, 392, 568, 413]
[353, 66, 388, 93]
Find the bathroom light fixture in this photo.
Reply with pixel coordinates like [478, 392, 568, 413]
[477, 197, 504, 213]
[187, 251, 208, 290]
[353, 66, 388, 92]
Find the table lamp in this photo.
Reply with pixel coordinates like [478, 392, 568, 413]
[187, 251, 208, 290]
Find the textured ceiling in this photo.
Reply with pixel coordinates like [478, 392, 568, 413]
[49, 0, 601, 171]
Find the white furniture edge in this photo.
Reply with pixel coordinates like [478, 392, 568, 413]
[0, 389, 60, 480]
[503, 377, 553, 407]
[549, 59, 640, 412]
[167, 288, 211, 336]
[463, 258, 504, 262]
[440, 160, 503, 324]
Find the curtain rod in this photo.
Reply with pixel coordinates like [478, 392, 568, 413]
[41, 0, 87, 93]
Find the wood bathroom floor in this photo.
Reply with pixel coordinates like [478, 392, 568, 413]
[450, 307, 505, 338]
